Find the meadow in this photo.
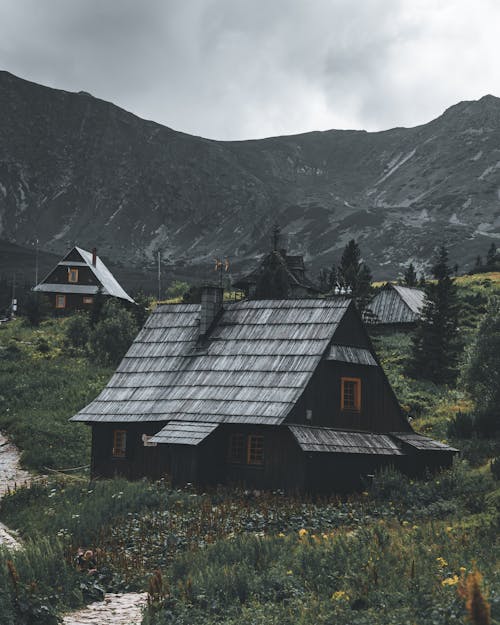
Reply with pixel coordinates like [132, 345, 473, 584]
[0, 280, 498, 624]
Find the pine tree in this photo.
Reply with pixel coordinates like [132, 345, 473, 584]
[336, 239, 373, 312]
[409, 245, 461, 384]
[485, 243, 498, 271]
[403, 263, 417, 287]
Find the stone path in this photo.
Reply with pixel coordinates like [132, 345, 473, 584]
[62, 592, 147, 625]
[0, 432, 148, 624]
[0, 432, 31, 548]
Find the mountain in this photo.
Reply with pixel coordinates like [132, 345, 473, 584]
[1, 70, 500, 281]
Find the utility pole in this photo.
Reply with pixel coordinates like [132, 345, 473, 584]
[157, 250, 161, 301]
[35, 238, 39, 286]
[11, 271, 17, 319]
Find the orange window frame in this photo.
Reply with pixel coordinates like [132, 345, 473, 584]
[112, 430, 127, 458]
[68, 268, 79, 283]
[247, 435, 264, 465]
[55, 294, 66, 309]
[341, 377, 362, 412]
[228, 433, 245, 463]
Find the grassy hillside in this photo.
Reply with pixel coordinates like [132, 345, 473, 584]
[0, 283, 498, 624]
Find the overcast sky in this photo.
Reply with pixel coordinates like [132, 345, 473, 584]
[1, 0, 499, 140]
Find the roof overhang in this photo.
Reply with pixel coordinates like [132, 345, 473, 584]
[289, 425, 404, 455]
[149, 421, 219, 445]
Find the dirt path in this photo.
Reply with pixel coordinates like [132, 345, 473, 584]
[0, 432, 31, 548]
[0, 432, 148, 624]
[62, 592, 147, 625]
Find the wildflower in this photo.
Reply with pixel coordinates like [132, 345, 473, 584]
[322, 533, 329, 540]
[278, 532, 285, 538]
[362, 491, 369, 496]
[298, 528, 308, 538]
[446, 526, 453, 532]
[442, 575, 459, 587]
[331, 590, 350, 602]
[412, 525, 419, 530]
[402, 520, 409, 526]
[460, 566, 467, 574]
[436, 557, 448, 568]
[286, 570, 293, 575]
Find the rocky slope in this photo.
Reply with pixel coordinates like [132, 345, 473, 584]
[1, 70, 500, 279]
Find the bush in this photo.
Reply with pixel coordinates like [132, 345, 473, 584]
[65, 313, 90, 350]
[491, 458, 500, 481]
[22, 292, 51, 327]
[447, 412, 475, 438]
[88, 300, 138, 365]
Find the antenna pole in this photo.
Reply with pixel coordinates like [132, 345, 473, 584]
[35, 238, 39, 286]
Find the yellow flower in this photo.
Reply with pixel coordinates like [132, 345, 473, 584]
[460, 566, 467, 573]
[441, 575, 459, 587]
[331, 590, 350, 602]
[298, 528, 308, 538]
[446, 526, 453, 532]
[412, 525, 419, 530]
[322, 533, 329, 540]
[402, 520, 409, 526]
[278, 532, 285, 537]
[362, 491, 369, 496]
[286, 570, 293, 575]
[436, 557, 448, 568]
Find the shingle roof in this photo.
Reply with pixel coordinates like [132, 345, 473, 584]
[149, 421, 219, 445]
[325, 345, 377, 366]
[71, 298, 352, 424]
[289, 425, 404, 455]
[366, 284, 425, 325]
[34, 246, 134, 303]
[391, 432, 458, 452]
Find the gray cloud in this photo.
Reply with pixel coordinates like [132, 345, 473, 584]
[1, 0, 499, 139]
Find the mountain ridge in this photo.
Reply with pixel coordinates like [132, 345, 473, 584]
[1, 70, 500, 280]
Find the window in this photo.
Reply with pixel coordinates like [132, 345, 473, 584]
[247, 435, 264, 465]
[228, 433, 245, 463]
[55, 294, 66, 309]
[83, 296, 94, 305]
[112, 430, 127, 458]
[68, 268, 79, 283]
[341, 377, 361, 411]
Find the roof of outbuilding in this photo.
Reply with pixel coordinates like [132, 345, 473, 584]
[289, 425, 404, 455]
[366, 284, 425, 325]
[71, 298, 352, 424]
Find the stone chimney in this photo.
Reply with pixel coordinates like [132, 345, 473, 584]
[199, 285, 224, 337]
[92, 247, 97, 267]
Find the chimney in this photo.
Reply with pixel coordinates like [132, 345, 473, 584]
[92, 247, 97, 267]
[199, 285, 224, 337]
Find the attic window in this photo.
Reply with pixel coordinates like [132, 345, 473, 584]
[112, 430, 127, 458]
[341, 377, 361, 412]
[228, 433, 245, 463]
[247, 435, 264, 465]
[68, 268, 79, 283]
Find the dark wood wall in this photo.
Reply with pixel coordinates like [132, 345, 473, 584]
[288, 360, 410, 432]
[45, 264, 99, 287]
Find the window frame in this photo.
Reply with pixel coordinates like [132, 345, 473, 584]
[112, 429, 127, 458]
[55, 294, 66, 309]
[341, 377, 362, 412]
[228, 433, 246, 464]
[82, 296, 94, 305]
[68, 268, 79, 283]
[247, 434, 264, 466]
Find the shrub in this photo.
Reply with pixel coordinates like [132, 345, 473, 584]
[65, 313, 90, 350]
[22, 292, 51, 326]
[447, 412, 475, 438]
[88, 300, 138, 365]
[491, 457, 500, 481]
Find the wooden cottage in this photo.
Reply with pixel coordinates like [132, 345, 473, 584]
[71, 287, 456, 492]
[233, 249, 321, 299]
[366, 283, 425, 327]
[34, 246, 134, 312]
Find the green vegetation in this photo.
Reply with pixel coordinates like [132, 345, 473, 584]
[0, 276, 499, 623]
[0, 318, 112, 471]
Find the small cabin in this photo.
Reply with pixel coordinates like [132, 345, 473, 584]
[71, 287, 456, 493]
[366, 283, 425, 327]
[33, 246, 134, 312]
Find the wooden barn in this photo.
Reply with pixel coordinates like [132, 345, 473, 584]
[366, 283, 425, 327]
[71, 287, 456, 492]
[34, 246, 134, 312]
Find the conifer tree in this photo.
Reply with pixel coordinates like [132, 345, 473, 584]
[408, 245, 461, 384]
[336, 239, 373, 312]
[485, 242, 498, 271]
[403, 262, 418, 287]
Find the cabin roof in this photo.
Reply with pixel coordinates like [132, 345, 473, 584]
[71, 298, 353, 424]
[288, 425, 404, 455]
[34, 246, 134, 303]
[149, 421, 219, 445]
[366, 284, 425, 325]
[391, 432, 458, 452]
